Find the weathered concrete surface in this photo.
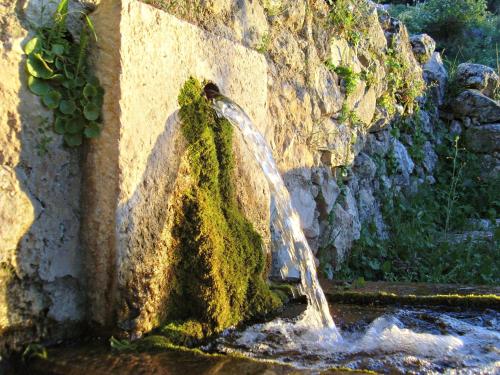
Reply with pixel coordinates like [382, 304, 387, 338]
[0, 0, 85, 355]
[84, 0, 271, 334]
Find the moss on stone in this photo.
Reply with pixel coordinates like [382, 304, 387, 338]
[325, 291, 500, 310]
[164, 77, 281, 337]
[159, 320, 205, 347]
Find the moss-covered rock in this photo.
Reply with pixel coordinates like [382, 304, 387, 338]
[164, 77, 281, 336]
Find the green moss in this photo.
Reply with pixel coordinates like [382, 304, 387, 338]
[159, 320, 206, 346]
[325, 291, 500, 310]
[165, 77, 281, 336]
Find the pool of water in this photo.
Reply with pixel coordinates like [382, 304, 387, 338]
[213, 304, 500, 374]
[17, 304, 500, 375]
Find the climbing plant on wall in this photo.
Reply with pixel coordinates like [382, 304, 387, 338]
[24, 0, 103, 147]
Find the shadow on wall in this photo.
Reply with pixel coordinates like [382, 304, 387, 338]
[1, 14, 85, 354]
[112, 110, 187, 335]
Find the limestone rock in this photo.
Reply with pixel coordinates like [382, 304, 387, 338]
[353, 153, 377, 182]
[422, 141, 438, 173]
[393, 139, 414, 183]
[465, 124, 500, 153]
[423, 52, 448, 105]
[410, 34, 436, 64]
[232, 0, 269, 47]
[456, 63, 499, 98]
[452, 90, 500, 124]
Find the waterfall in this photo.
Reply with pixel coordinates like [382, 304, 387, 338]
[212, 96, 339, 336]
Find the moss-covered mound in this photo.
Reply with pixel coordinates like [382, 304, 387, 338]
[163, 78, 281, 338]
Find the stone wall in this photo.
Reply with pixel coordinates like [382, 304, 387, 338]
[0, 0, 465, 352]
[0, 0, 85, 355]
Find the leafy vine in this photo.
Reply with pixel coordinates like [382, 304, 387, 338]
[24, 0, 103, 147]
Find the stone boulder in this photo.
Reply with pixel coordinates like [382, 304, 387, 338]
[410, 34, 436, 64]
[465, 124, 500, 153]
[456, 63, 499, 98]
[452, 90, 500, 124]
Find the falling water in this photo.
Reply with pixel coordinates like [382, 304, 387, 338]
[210, 95, 500, 373]
[212, 95, 339, 337]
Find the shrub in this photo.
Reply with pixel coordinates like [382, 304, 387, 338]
[337, 122, 500, 285]
[389, 0, 500, 66]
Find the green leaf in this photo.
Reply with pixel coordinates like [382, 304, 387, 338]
[84, 14, 98, 42]
[59, 100, 76, 115]
[64, 132, 82, 147]
[83, 83, 97, 98]
[42, 90, 62, 109]
[62, 80, 74, 89]
[83, 102, 99, 121]
[84, 122, 101, 138]
[353, 277, 366, 288]
[368, 259, 380, 271]
[55, 57, 64, 70]
[26, 53, 53, 79]
[54, 0, 69, 26]
[65, 118, 84, 134]
[74, 77, 86, 88]
[52, 44, 65, 56]
[24, 37, 41, 55]
[382, 261, 392, 274]
[54, 117, 67, 134]
[63, 64, 74, 79]
[76, 29, 89, 77]
[27, 76, 51, 96]
[42, 50, 54, 63]
[49, 73, 65, 82]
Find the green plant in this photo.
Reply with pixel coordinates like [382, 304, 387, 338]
[385, 47, 425, 114]
[22, 343, 48, 361]
[377, 93, 397, 117]
[256, 33, 271, 54]
[24, 0, 103, 147]
[337, 122, 500, 285]
[444, 136, 463, 238]
[326, 0, 370, 47]
[360, 63, 377, 89]
[338, 103, 360, 127]
[390, 0, 500, 67]
[35, 116, 53, 156]
[326, 61, 360, 95]
[262, 0, 287, 17]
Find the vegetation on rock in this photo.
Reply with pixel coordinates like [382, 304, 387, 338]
[23, 0, 103, 147]
[388, 0, 500, 67]
[164, 78, 281, 338]
[338, 105, 499, 285]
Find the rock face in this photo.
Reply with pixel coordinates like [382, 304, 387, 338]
[452, 90, 500, 124]
[456, 63, 499, 98]
[410, 33, 435, 64]
[465, 124, 500, 153]
[423, 52, 448, 105]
